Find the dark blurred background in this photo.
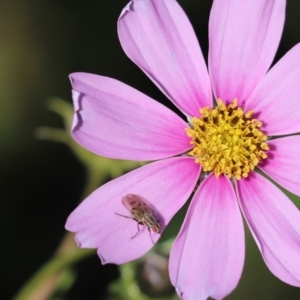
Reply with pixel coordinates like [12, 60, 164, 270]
[1, 0, 300, 299]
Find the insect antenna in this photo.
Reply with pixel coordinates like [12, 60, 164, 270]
[115, 212, 132, 219]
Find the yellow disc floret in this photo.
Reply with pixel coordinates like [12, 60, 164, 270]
[186, 99, 269, 180]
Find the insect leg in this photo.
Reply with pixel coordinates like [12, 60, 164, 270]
[148, 227, 155, 245]
[131, 222, 142, 239]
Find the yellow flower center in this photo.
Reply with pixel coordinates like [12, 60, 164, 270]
[186, 99, 269, 180]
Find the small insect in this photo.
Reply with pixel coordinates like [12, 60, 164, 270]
[115, 194, 161, 244]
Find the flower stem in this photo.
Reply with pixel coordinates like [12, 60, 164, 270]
[12, 248, 94, 300]
[12, 165, 101, 300]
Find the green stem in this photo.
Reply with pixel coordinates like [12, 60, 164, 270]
[12, 155, 103, 300]
[13, 249, 94, 300]
[82, 164, 105, 198]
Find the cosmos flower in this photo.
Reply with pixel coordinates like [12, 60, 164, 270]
[66, 0, 300, 299]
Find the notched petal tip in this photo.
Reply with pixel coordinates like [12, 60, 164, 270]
[119, 1, 133, 19]
[71, 90, 81, 111]
[75, 236, 82, 248]
[70, 90, 83, 133]
[98, 251, 108, 265]
[68, 73, 75, 87]
[117, 0, 212, 116]
[175, 286, 183, 298]
[69, 72, 83, 88]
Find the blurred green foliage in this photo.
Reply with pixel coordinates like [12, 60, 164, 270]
[1, 0, 300, 299]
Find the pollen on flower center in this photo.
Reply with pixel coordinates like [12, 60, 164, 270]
[186, 99, 269, 180]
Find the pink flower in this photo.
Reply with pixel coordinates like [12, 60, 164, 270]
[66, 0, 300, 299]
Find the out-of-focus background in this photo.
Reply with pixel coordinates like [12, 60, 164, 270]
[1, 0, 300, 299]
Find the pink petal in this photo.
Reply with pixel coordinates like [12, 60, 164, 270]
[237, 172, 300, 286]
[209, 0, 285, 103]
[118, 0, 212, 117]
[170, 174, 245, 300]
[66, 157, 200, 264]
[259, 136, 300, 197]
[246, 43, 300, 136]
[70, 72, 191, 160]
